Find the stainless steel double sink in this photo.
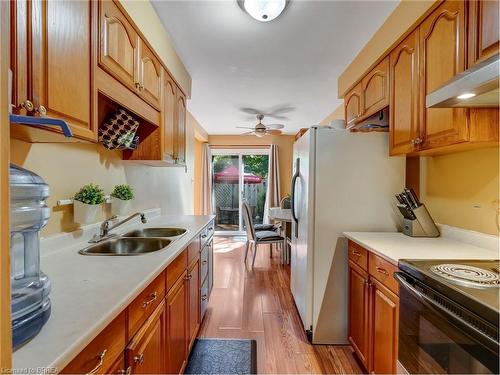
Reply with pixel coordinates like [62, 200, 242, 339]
[79, 227, 187, 256]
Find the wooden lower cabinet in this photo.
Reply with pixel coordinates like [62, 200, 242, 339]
[347, 241, 399, 374]
[187, 258, 201, 351]
[371, 279, 399, 374]
[126, 301, 166, 374]
[108, 354, 127, 374]
[166, 272, 188, 374]
[348, 261, 370, 370]
[61, 223, 215, 375]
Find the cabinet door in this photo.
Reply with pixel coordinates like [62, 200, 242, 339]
[419, 0, 468, 150]
[138, 41, 162, 110]
[108, 354, 127, 374]
[166, 273, 188, 374]
[10, 0, 29, 114]
[468, 0, 499, 66]
[30, 0, 95, 140]
[371, 279, 399, 375]
[361, 57, 389, 118]
[99, 0, 139, 92]
[389, 30, 420, 156]
[126, 301, 166, 374]
[187, 259, 200, 351]
[174, 90, 187, 165]
[348, 262, 370, 370]
[163, 73, 177, 162]
[344, 83, 363, 128]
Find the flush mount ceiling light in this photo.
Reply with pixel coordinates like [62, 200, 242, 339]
[238, 0, 289, 22]
[457, 93, 476, 100]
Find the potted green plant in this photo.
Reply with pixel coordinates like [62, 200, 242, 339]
[73, 183, 105, 225]
[110, 184, 134, 216]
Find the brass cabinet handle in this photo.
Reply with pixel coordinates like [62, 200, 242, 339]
[86, 349, 107, 375]
[134, 82, 140, 89]
[185, 274, 192, 280]
[134, 353, 144, 365]
[21, 100, 34, 112]
[201, 294, 208, 301]
[202, 260, 208, 265]
[119, 366, 132, 375]
[351, 250, 361, 257]
[208, 227, 214, 231]
[36, 105, 47, 116]
[376, 267, 389, 276]
[201, 234, 208, 239]
[142, 292, 158, 308]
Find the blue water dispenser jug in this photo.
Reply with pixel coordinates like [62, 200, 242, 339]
[10, 164, 52, 349]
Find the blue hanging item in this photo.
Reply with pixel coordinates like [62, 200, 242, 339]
[9, 114, 73, 137]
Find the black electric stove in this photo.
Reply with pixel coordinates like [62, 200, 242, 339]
[396, 259, 499, 374]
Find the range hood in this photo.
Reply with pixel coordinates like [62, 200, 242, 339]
[426, 54, 499, 108]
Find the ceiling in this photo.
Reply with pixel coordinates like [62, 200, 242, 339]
[152, 0, 399, 135]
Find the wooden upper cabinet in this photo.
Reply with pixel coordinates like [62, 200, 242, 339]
[370, 279, 399, 374]
[138, 40, 162, 110]
[468, 0, 500, 66]
[361, 57, 389, 118]
[348, 262, 370, 371]
[389, 29, 420, 156]
[11, 0, 96, 141]
[345, 83, 363, 128]
[163, 73, 177, 162]
[99, 0, 139, 92]
[166, 273, 188, 374]
[175, 90, 187, 165]
[419, 0, 469, 150]
[126, 301, 166, 374]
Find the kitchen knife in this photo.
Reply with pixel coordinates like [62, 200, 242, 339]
[401, 192, 414, 209]
[408, 188, 421, 207]
[395, 194, 404, 204]
[404, 188, 418, 208]
[397, 203, 416, 219]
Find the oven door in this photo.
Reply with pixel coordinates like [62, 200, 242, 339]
[395, 272, 499, 374]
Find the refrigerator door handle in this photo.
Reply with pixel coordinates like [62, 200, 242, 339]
[290, 158, 300, 237]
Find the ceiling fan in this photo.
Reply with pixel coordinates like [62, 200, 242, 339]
[237, 114, 284, 137]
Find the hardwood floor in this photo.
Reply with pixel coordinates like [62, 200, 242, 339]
[198, 236, 364, 374]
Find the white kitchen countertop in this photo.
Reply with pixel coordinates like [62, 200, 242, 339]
[343, 230, 499, 266]
[13, 212, 215, 372]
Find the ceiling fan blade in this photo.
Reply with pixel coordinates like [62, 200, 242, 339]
[241, 131, 256, 136]
[236, 126, 256, 129]
[240, 107, 261, 115]
[265, 129, 282, 135]
[265, 124, 284, 129]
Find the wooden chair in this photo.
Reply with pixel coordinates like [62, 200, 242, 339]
[242, 201, 285, 268]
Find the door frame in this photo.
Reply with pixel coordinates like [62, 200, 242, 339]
[211, 148, 270, 236]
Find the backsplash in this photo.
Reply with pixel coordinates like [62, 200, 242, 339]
[10, 136, 195, 235]
[421, 147, 499, 236]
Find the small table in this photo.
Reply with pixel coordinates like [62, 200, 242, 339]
[268, 207, 292, 264]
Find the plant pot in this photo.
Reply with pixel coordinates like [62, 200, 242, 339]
[73, 200, 100, 225]
[111, 197, 132, 216]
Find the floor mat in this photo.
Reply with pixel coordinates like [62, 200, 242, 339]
[185, 338, 257, 374]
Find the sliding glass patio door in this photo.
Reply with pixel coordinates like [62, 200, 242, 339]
[212, 149, 269, 235]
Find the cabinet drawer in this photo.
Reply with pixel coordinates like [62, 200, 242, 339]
[348, 241, 368, 271]
[200, 276, 209, 319]
[61, 312, 126, 374]
[128, 272, 166, 338]
[369, 252, 399, 295]
[166, 249, 187, 292]
[201, 221, 215, 246]
[188, 236, 201, 265]
[200, 243, 209, 284]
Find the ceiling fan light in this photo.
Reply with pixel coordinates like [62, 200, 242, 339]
[243, 0, 287, 22]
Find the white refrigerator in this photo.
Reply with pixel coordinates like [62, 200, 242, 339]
[290, 127, 405, 344]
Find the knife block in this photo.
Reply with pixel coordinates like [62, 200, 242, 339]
[402, 204, 440, 238]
